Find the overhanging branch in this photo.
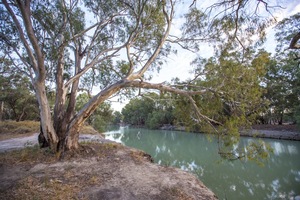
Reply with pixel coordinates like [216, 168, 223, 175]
[124, 80, 223, 127]
[125, 80, 207, 95]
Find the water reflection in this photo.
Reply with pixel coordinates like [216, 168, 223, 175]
[104, 128, 300, 200]
[272, 141, 299, 155]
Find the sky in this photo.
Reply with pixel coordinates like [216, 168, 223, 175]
[110, 0, 300, 112]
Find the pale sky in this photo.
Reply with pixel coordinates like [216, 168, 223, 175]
[109, 0, 300, 112]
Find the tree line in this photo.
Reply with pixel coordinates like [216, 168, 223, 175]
[1, 11, 299, 130]
[0, 0, 299, 159]
[121, 47, 300, 131]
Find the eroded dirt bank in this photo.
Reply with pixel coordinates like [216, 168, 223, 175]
[0, 142, 217, 200]
[242, 125, 300, 141]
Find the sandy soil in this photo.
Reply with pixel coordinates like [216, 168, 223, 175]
[0, 142, 217, 200]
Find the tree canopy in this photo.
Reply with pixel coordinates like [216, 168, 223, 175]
[263, 12, 300, 125]
[0, 0, 289, 158]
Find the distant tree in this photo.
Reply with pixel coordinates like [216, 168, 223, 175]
[265, 12, 300, 125]
[122, 96, 155, 126]
[122, 92, 175, 129]
[0, 62, 39, 121]
[146, 111, 165, 129]
[112, 111, 123, 125]
[145, 93, 175, 129]
[264, 54, 299, 124]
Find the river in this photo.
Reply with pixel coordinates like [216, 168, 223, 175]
[104, 127, 300, 200]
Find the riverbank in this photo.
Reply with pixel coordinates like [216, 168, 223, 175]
[159, 124, 300, 141]
[0, 139, 217, 199]
[242, 124, 300, 141]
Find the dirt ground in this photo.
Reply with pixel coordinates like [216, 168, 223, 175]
[0, 142, 217, 200]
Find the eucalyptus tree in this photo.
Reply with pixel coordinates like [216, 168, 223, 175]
[264, 54, 299, 124]
[265, 12, 300, 124]
[0, 59, 39, 121]
[122, 92, 175, 129]
[122, 96, 155, 126]
[173, 49, 271, 151]
[0, 0, 278, 154]
[276, 12, 300, 51]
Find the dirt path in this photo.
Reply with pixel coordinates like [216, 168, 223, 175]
[0, 133, 111, 152]
[0, 134, 38, 152]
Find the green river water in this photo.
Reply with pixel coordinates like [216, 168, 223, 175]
[104, 127, 300, 200]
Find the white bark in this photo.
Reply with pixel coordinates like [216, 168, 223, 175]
[34, 82, 58, 150]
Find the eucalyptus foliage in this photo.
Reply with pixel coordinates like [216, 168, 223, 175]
[263, 12, 300, 125]
[0, 59, 39, 121]
[0, 0, 280, 160]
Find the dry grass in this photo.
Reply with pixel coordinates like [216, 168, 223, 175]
[0, 120, 101, 141]
[2, 175, 85, 200]
[0, 142, 121, 166]
[0, 144, 57, 165]
[0, 143, 122, 199]
[79, 125, 101, 135]
[129, 149, 154, 164]
[0, 120, 39, 141]
[0, 120, 39, 134]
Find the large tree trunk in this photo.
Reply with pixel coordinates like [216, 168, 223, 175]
[62, 81, 126, 151]
[62, 50, 81, 151]
[35, 82, 58, 151]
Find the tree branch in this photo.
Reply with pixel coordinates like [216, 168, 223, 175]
[2, 0, 38, 72]
[128, 0, 174, 80]
[289, 32, 300, 49]
[64, 46, 123, 88]
[125, 80, 208, 96]
[16, 0, 46, 81]
[126, 80, 222, 126]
